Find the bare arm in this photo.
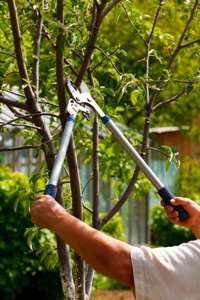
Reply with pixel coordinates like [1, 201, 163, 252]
[31, 196, 134, 289]
[163, 197, 200, 238]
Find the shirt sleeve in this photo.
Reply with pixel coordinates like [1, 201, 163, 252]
[130, 240, 200, 300]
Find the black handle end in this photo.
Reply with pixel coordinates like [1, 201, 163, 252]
[158, 187, 189, 221]
[44, 184, 57, 198]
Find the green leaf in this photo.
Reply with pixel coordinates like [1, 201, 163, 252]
[130, 89, 141, 106]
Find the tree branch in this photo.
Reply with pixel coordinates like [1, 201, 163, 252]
[32, 8, 43, 99]
[7, 0, 54, 166]
[67, 137, 85, 300]
[146, 0, 165, 45]
[122, 3, 146, 44]
[145, 0, 164, 108]
[56, 0, 67, 116]
[99, 0, 164, 224]
[99, 167, 140, 227]
[42, 25, 77, 76]
[55, 2, 75, 299]
[92, 46, 121, 74]
[150, 0, 199, 107]
[7, 0, 36, 102]
[75, 4, 106, 86]
[167, 0, 199, 69]
[85, 114, 100, 298]
[0, 95, 27, 109]
[6, 105, 30, 121]
[92, 116, 100, 229]
[102, 0, 123, 19]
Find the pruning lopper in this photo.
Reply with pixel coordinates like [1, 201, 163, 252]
[45, 79, 189, 221]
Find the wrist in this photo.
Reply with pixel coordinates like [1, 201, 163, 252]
[50, 206, 67, 232]
[190, 213, 200, 239]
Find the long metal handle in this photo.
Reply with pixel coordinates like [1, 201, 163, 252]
[44, 115, 75, 198]
[101, 115, 189, 221]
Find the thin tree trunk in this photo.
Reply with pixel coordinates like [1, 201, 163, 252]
[85, 115, 100, 298]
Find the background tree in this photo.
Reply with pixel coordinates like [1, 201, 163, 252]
[0, 0, 200, 299]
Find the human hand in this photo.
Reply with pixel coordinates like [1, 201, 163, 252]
[31, 195, 66, 231]
[162, 197, 200, 237]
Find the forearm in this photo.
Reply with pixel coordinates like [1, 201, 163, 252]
[54, 210, 134, 287]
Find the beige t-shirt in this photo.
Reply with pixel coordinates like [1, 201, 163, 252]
[131, 239, 200, 300]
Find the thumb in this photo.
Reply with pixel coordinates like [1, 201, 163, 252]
[170, 197, 190, 207]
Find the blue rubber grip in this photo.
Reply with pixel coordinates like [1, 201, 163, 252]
[67, 115, 75, 122]
[101, 115, 110, 124]
[158, 187, 189, 221]
[44, 184, 57, 198]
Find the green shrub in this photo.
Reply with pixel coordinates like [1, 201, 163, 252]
[0, 165, 128, 296]
[150, 206, 194, 247]
[0, 165, 62, 299]
[175, 157, 200, 201]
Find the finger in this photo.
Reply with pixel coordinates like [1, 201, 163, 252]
[169, 216, 180, 224]
[35, 195, 44, 201]
[35, 195, 53, 202]
[166, 210, 179, 219]
[161, 200, 165, 207]
[164, 205, 174, 213]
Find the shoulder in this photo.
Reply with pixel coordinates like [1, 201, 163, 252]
[131, 239, 200, 266]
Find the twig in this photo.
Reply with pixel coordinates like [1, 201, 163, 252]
[6, 106, 32, 123]
[0, 145, 40, 152]
[152, 89, 186, 111]
[150, 146, 172, 159]
[0, 122, 40, 130]
[82, 176, 94, 195]
[93, 46, 121, 74]
[38, 99, 59, 107]
[82, 202, 93, 214]
[180, 38, 200, 49]
[146, 0, 164, 45]
[0, 112, 59, 128]
[122, 3, 146, 44]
